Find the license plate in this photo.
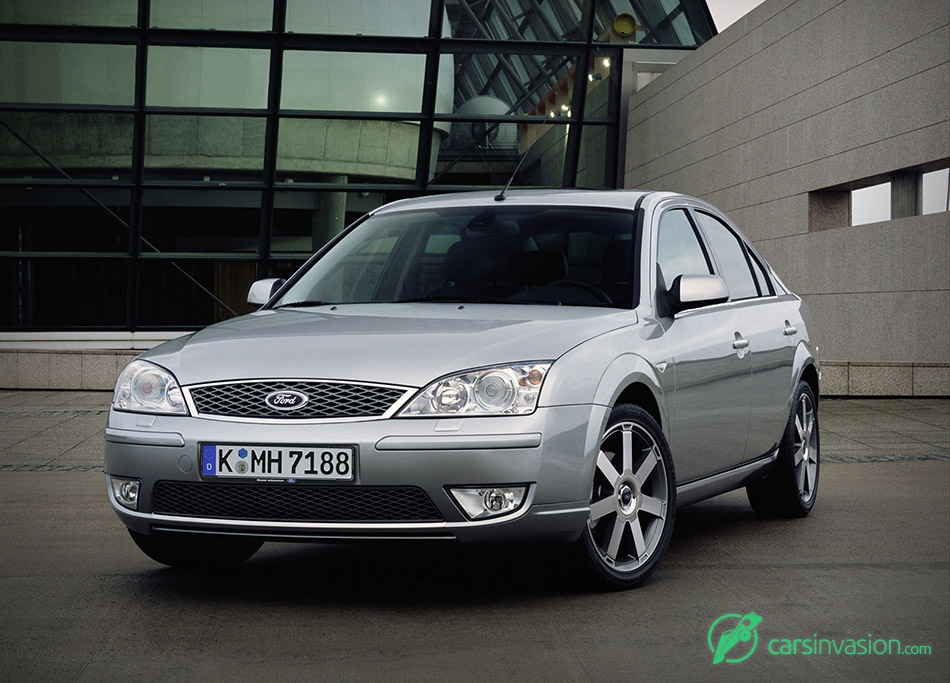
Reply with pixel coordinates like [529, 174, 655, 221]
[200, 444, 355, 480]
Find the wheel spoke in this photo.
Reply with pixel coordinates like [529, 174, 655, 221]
[640, 494, 665, 519]
[795, 411, 805, 442]
[796, 457, 807, 491]
[621, 428, 634, 474]
[631, 517, 646, 559]
[793, 442, 806, 468]
[597, 450, 620, 487]
[589, 496, 615, 522]
[805, 460, 818, 494]
[606, 516, 626, 560]
[635, 446, 658, 483]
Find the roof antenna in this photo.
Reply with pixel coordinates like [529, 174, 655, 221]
[495, 114, 550, 202]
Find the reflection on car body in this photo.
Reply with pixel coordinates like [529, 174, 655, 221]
[105, 189, 820, 589]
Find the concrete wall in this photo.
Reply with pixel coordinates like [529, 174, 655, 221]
[625, 0, 950, 396]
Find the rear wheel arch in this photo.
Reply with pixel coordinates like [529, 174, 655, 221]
[800, 363, 820, 404]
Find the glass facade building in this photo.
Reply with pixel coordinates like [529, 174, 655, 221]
[1, 0, 714, 332]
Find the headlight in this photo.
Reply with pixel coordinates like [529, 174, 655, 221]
[399, 363, 551, 417]
[113, 360, 187, 415]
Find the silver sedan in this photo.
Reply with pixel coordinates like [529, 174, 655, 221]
[105, 189, 820, 589]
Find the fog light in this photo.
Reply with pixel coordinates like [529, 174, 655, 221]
[450, 486, 527, 520]
[110, 476, 141, 510]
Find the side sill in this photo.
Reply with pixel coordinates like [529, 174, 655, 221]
[676, 451, 777, 507]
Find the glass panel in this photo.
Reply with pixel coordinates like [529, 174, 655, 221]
[447, 52, 580, 118]
[446, 0, 586, 42]
[922, 168, 950, 214]
[0, 188, 130, 252]
[286, 0, 431, 36]
[0, 112, 134, 178]
[144, 115, 265, 178]
[146, 47, 270, 109]
[275, 204, 636, 308]
[0, 0, 137, 26]
[277, 118, 423, 183]
[747, 250, 774, 297]
[0, 42, 135, 106]
[433, 118, 569, 189]
[136, 259, 256, 326]
[445, 0, 711, 46]
[657, 209, 711, 286]
[575, 124, 614, 189]
[597, 0, 710, 46]
[852, 183, 890, 226]
[150, 0, 273, 30]
[141, 190, 261, 253]
[0, 257, 128, 327]
[281, 51, 428, 113]
[695, 211, 759, 300]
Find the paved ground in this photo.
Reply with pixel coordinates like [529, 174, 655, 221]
[0, 390, 947, 470]
[0, 392, 947, 682]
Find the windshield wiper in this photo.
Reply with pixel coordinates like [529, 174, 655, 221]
[391, 295, 469, 303]
[274, 300, 334, 309]
[392, 294, 541, 305]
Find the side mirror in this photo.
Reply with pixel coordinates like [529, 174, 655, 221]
[247, 278, 286, 306]
[668, 274, 729, 315]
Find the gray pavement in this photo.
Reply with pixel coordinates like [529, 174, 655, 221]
[0, 391, 947, 681]
[0, 390, 947, 470]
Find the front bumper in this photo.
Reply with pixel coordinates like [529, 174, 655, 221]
[104, 403, 607, 544]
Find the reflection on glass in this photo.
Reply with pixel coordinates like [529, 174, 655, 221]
[277, 118, 427, 182]
[150, 0, 273, 30]
[0, 1, 137, 26]
[446, 0, 584, 41]
[0, 42, 135, 106]
[146, 47, 270, 108]
[137, 259, 256, 326]
[286, 0, 431, 35]
[1, 258, 128, 327]
[593, 0, 711, 46]
[0, 112, 134, 176]
[447, 52, 578, 121]
[576, 124, 614, 188]
[0, 189, 130, 252]
[141, 191, 262, 253]
[281, 52, 428, 113]
[144, 115, 265, 176]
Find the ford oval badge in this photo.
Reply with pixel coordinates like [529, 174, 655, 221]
[264, 390, 309, 411]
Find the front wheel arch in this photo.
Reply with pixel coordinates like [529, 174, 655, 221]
[578, 403, 677, 590]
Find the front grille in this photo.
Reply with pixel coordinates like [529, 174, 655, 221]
[187, 380, 410, 419]
[152, 481, 444, 523]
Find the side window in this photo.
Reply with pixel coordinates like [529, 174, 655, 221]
[747, 250, 775, 297]
[656, 208, 712, 289]
[695, 211, 759, 300]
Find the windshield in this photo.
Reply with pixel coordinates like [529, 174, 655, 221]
[274, 204, 638, 308]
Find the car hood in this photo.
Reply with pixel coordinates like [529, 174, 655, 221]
[142, 303, 637, 388]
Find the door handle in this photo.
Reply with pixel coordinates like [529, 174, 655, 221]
[732, 335, 749, 350]
[783, 321, 798, 336]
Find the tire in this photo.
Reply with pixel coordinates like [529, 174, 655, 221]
[747, 381, 820, 518]
[579, 404, 676, 590]
[129, 530, 263, 570]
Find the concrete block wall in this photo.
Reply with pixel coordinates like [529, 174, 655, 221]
[0, 350, 138, 391]
[625, 0, 949, 396]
